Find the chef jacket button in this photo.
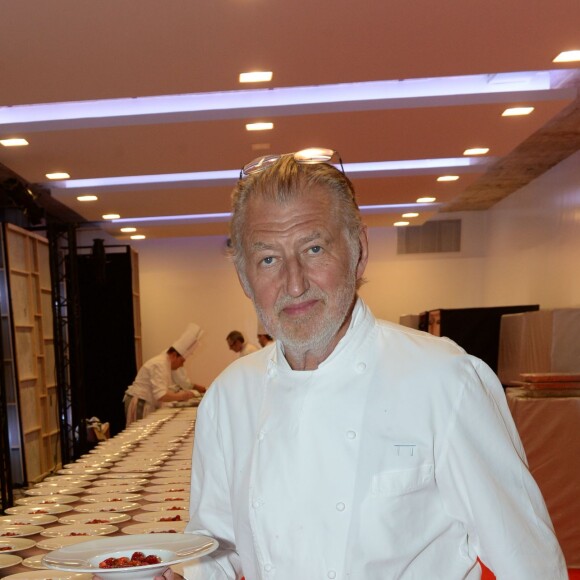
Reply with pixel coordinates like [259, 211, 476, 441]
[267, 366, 276, 377]
[252, 498, 263, 509]
[346, 430, 357, 439]
[264, 563, 273, 572]
[356, 362, 367, 373]
[327, 571, 337, 579]
[336, 502, 346, 511]
[257, 430, 265, 441]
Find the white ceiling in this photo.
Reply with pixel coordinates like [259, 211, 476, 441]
[1, 0, 580, 240]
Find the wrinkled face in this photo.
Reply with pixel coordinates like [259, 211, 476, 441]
[239, 187, 366, 357]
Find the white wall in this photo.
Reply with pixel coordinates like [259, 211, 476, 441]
[80, 151, 580, 385]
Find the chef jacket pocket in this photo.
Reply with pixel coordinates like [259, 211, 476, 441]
[371, 463, 434, 497]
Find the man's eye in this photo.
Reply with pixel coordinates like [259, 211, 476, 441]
[262, 256, 274, 265]
[309, 245, 322, 254]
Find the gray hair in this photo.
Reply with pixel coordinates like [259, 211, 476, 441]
[229, 155, 364, 290]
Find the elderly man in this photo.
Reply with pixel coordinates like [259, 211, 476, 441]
[181, 150, 565, 579]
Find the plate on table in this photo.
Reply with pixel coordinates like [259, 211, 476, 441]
[149, 477, 190, 486]
[37, 535, 107, 551]
[80, 492, 142, 504]
[84, 485, 144, 495]
[58, 513, 131, 526]
[36, 480, 92, 488]
[98, 472, 152, 480]
[58, 467, 108, 475]
[3, 570, 92, 579]
[108, 465, 161, 474]
[5, 504, 73, 515]
[0, 524, 45, 537]
[121, 522, 187, 535]
[0, 554, 23, 569]
[40, 524, 118, 538]
[0, 514, 57, 526]
[132, 511, 189, 524]
[45, 475, 97, 482]
[140, 501, 188, 512]
[42, 532, 218, 579]
[0, 538, 36, 553]
[144, 484, 190, 494]
[91, 478, 150, 487]
[21, 553, 49, 569]
[143, 493, 189, 503]
[25, 486, 86, 497]
[16, 495, 79, 506]
[73, 501, 140, 514]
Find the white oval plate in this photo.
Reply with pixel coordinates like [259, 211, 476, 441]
[79, 493, 141, 504]
[149, 478, 191, 487]
[0, 524, 44, 537]
[144, 484, 190, 494]
[58, 513, 131, 526]
[98, 472, 152, 480]
[44, 475, 96, 482]
[0, 538, 36, 553]
[0, 554, 22, 569]
[37, 536, 107, 551]
[41, 532, 217, 578]
[108, 465, 160, 473]
[153, 468, 190, 476]
[121, 521, 187, 535]
[40, 524, 118, 538]
[83, 485, 144, 495]
[5, 505, 73, 516]
[58, 467, 108, 475]
[139, 501, 188, 512]
[21, 553, 48, 569]
[132, 511, 189, 523]
[16, 495, 79, 506]
[3, 570, 92, 579]
[90, 478, 149, 487]
[73, 501, 140, 513]
[143, 493, 189, 503]
[0, 515, 57, 526]
[35, 480, 92, 488]
[25, 487, 86, 497]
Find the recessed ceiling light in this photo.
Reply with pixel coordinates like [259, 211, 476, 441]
[553, 50, 580, 63]
[239, 71, 273, 83]
[102, 213, 120, 220]
[46, 172, 70, 180]
[0, 138, 28, 147]
[246, 122, 273, 131]
[437, 175, 459, 182]
[502, 107, 534, 116]
[417, 197, 437, 203]
[130, 234, 146, 240]
[402, 212, 419, 218]
[463, 147, 489, 156]
[76, 195, 98, 202]
[120, 227, 137, 233]
[394, 221, 410, 227]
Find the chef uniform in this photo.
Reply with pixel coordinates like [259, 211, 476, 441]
[123, 322, 203, 425]
[184, 299, 565, 579]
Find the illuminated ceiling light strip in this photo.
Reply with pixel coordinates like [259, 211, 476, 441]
[502, 106, 535, 116]
[45, 157, 490, 191]
[553, 50, 580, 63]
[245, 122, 273, 131]
[239, 71, 273, 83]
[0, 138, 28, 146]
[1, 70, 571, 132]
[110, 202, 442, 225]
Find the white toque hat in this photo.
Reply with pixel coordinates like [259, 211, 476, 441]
[172, 323, 203, 358]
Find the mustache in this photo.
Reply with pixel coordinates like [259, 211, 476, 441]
[274, 289, 327, 313]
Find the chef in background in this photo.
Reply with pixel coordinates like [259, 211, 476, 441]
[123, 322, 203, 426]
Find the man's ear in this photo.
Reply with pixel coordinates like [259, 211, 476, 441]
[356, 225, 369, 279]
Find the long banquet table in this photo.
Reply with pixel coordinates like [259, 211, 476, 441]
[0, 407, 201, 579]
[506, 387, 580, 568]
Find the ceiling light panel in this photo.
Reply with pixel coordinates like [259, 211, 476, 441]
[245, 122, 273, 131]
[0, 138, 28, 146]
[239, 71, 273, 83]
[502, 107, 534, 116]
[553, 50, 580, 63]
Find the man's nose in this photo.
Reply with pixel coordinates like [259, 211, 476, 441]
[284, 258, 309, 297]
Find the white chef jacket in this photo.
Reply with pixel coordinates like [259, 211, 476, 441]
[184, 299, 565, 580]
[240, 342, 259, 357]
[124, 351, 172, 407]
